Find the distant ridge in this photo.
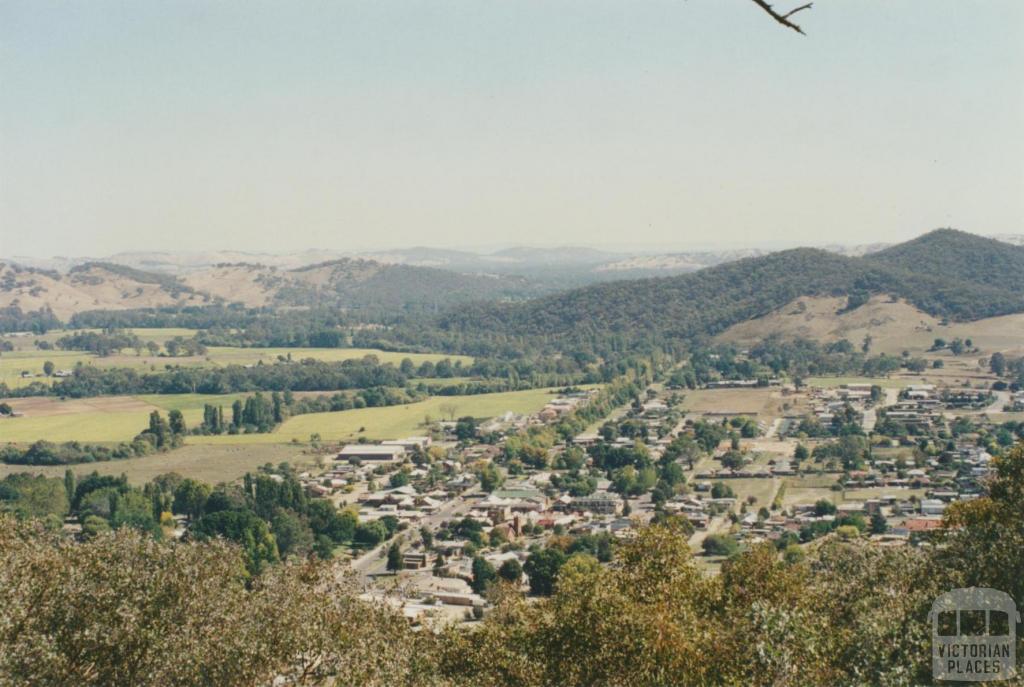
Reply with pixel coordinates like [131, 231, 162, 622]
[434, 230, 1024, 347]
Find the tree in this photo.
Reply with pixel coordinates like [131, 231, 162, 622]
[476, 464, 504, 493]
[168, 409, 186, 436]
[354, 521, 388, 547]
[710, 482, 735, 499]
[523, 547, 567, 596]
[749, 0, 814, 35]
[172, 479, 211, 522]
[793, 443, 810, 462]
[471, 556, 496, 594]
[191, 509, 279, 574]
[439, 403, 458, 421]
[42, 360, 54, 376]
[271, 508, 314, 559]
[720, 450, 745, 470]
[231, 400, 243, 428]
[814, 499, 837, 516]
[990, 352, 1007, 376]
[386, 542, 403, 573]
[702, 533, 738, 556]
[0, 518, 435, 685]
[455, 416, 478, 442]
[63, 469, 75, 506]
[0, 474, 69, 520]
[497, 558, 523, 584]
[870, 511, 888, 534]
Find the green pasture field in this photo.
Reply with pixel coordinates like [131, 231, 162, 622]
[0, 443, 312, 486]
[1, 326, 473, 390]
[0, 408, 155, 444]
[188, 387, 566, 445]
[726, 478, 781, 510]
[1, 387, 573, 445]
[0, 350, 95, 388]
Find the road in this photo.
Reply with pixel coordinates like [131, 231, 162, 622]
[980, 390, 1010, 415]
[350, 492, 474, 577]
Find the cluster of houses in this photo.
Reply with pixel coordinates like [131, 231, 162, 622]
[806, 383, 876, 428]
[722, 440, 993, 548]
[287, 373, 1017, 626]
[884, 384, 945, 432]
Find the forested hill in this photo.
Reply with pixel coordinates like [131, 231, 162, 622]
[864, 228, 1024, 293]
[433, 230, 1024, 347]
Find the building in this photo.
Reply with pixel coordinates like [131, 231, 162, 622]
[570, 492, 621, 515]
[402, 552, 429, 569]
[382, 436, 432, 451]
[337, 444, 406, 463]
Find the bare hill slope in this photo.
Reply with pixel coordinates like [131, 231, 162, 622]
[715, 295, 1024, 356]
[0, 262, 208, 320]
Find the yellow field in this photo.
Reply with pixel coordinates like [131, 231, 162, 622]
[680, 388, 784, 417]
[188, 388, 563, 445]
[0, 443, 312, 486]
[716, 295, 1024, 357]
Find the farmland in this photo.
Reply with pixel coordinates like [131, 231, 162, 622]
[187, 387, 565, 445]
[0, 443, 311, 486]
[0, 327, 472, 389]
[1, 387, 566, 445]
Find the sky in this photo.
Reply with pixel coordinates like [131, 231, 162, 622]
[1, 0, 1023, 258]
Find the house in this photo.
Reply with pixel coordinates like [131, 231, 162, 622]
[570, 492, 621, 515]
[402, 552, 429, 569]
[901, 518, 944, 533]
[920, 499, 946, 516]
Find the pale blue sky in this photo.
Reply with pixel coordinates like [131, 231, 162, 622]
[1, 0, 1022, 257]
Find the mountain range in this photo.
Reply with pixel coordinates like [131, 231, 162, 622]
[433, 230, 1024, 347]
[3, 230, 1022, 341]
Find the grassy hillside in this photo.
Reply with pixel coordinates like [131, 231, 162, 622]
[277, 259, 536, 310]
[3, 257, 541, 320]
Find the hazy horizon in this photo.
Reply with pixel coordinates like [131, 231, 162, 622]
[6, 227, 1024, 265]
[2, 1, 1023, 257]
